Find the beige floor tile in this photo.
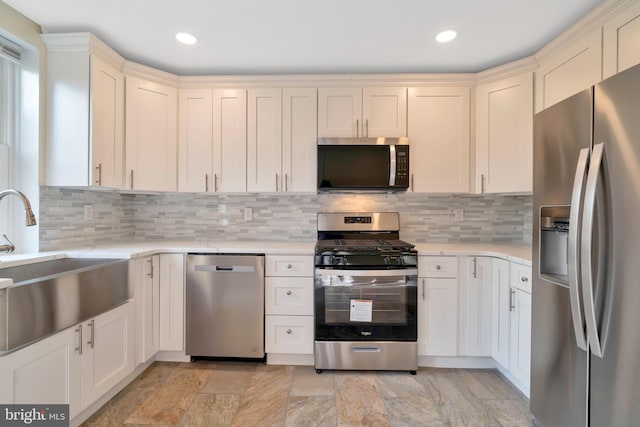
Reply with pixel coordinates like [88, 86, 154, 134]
[178, 393, 242, 427]
[291, 366, 336, 397]
[335, 372, 390, 426]
[285, 396, 337, 427]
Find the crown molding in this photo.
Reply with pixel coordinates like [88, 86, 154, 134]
[476, 57, 538, 85]
[122, 60, 179, 87]
[40, 32, 124, 69]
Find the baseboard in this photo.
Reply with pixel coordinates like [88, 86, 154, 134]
[495, 363, 530, 398]
[155, 350, 190, 362]
[267, 353, 314, 366]
[418, 355, 497, 369]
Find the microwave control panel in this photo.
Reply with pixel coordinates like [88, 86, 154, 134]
[395, 146, 410, 188]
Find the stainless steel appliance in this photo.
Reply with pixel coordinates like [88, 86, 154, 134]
[185, 254, 265, 359]
[314, 212, 418, 373]
[317, 137, 409, 191]
[532, 63, 640, 426]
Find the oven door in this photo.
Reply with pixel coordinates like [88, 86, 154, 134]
[314, 267, 417, 341]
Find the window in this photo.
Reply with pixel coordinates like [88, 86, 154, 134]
[0, 35, 22, 246]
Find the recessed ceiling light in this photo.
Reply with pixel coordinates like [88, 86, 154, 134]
[176, 32, 197, 45]
[435, 30, 458, 43]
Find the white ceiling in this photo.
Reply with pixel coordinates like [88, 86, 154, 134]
[5, 0, 604, 75]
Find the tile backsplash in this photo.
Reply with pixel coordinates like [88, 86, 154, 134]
[39, 186, 532, 251]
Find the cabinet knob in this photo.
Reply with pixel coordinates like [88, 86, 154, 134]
[521, 276, 529, 282]
[286, 290, 292, 296]
[287, 264, 292, 269]
[435, 265, 441, 270]
[286, 329, 292, 335]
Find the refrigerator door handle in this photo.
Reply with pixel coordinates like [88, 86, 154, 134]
[581, 141, 605, 358]
[568, 147, 590, 351]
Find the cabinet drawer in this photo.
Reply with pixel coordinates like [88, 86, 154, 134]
[418, 256, 458, 278]
[265, 277, 314, 316]
[265, 315, 314, 354]
[511, 262, 532, 293]
[265, 255, 314, 277]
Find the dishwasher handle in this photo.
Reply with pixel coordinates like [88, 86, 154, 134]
[194, 265, 256, 273]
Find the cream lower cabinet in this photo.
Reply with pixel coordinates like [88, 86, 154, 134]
[135, 255, 160, 363]
[0, 301, 135, 420]
[509, 262, 532, 390]
[125, 76, 178, 191]
[463, 257, 493, 356]
[491, 258, 511, 368]
[418, 256, 458, 356]
[264, 255, 314, 356]
[159, 254, 185, 351]
[408, 87, 470, 193]
[475, 72, 533, 193]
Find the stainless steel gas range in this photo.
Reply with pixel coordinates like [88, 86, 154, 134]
[314, 212, 418, 374]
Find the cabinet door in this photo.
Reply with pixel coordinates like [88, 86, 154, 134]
[491, 258, 510, 368]
[141, 255, 160, 361]
[178, 89, 213, 192]
[247, 88, 283, 192]
[213, 89, 247, 192]
[265, 315, 314, 354]
[362, 87, 407, 137]
[464, 257, 493, 356]
[418, 277, 457, 356]
[0, 326, 82, 419]
[91, 55, 124, 189]
[125, 76, 178, 191]
[603, 1, 640, 79]
[82, 301, 135, 408]
[510, 288, 532, 389]
[408, 87, 470, 192]
[318, 87, 362, 137]
[160, 254, 185, 351]
[476, 72, 533, 193]
[283, 88, 317, 192]
[535, 28, 602, 112]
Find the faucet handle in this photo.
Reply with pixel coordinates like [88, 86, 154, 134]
[2, 234, 15, 253]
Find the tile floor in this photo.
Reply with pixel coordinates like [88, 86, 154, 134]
[82, 361, 534, 426]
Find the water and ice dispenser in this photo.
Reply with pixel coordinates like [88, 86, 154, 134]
[539, 206, 569, 282]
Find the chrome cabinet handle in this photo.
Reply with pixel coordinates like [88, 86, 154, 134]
[581, 142, 605, 358]
[509, 288, 516, 312]
[356, 119, 359, 137]
[521, 276, 528, 282]
[411, 174, 414, 192]
[286, 290, 292, 296]
[205, 174, 209, 192]
[214, 174, 218, 192]
[568, 147, 590, 351]
[276, 173, 279, 192]
[472, 257, 477, 278]
[421, 278, 425, 300]
[130, 170, 134, 190]
[287, 264, 292, 270]
[481, 174, 485, 193]
[365, 119, 369, 138]
[286, 329, 292, 335]
[87, 319, 95, 349]
[147, 258, 154, 279]
[76, 324, 83, 355]
[435, 265, 441, 270]
[285, 173, 288, 192]
[95, 163, 102, 186]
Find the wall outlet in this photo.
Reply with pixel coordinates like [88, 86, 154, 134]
[84, 204, 94, 221]
[220, 218, 229, 226]
[244, 207, 253, 221]
[453, 208, 464, 221]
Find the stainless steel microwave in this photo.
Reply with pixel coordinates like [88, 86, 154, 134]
[317, 137, 409, 191]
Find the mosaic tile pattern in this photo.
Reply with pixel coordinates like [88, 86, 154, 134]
[40, 187, 532, 250]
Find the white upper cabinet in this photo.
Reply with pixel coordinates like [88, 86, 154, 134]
[475, 72, 533, 193]
[247, 88, 283, 192]
[535, 27, 603, 112]
[282, 88, 318, 192]
[603, 1, 640, 79]
[213, 89, 248, 193]
[125, 76, 178, 191]
[178, 89, 213, 192]
[43, 34, 125, 188]
[407, 87, 470, 193]
[318, 87, 406, 137]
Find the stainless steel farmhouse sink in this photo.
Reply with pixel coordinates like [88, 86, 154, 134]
[0, 258, 131, 354]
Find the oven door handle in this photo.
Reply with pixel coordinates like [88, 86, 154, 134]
[314, 268, 417, 277]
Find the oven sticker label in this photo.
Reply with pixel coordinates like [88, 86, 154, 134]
[350, 299, 373, 322]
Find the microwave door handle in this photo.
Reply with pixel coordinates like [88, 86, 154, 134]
[389, 145, 396, 186]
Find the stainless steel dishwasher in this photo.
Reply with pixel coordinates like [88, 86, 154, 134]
[185, 254, 265, 359]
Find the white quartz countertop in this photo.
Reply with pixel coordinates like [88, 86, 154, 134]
[0, 240, 531, 270]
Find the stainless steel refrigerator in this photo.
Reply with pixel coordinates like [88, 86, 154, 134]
[532, 63, 640, 427]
